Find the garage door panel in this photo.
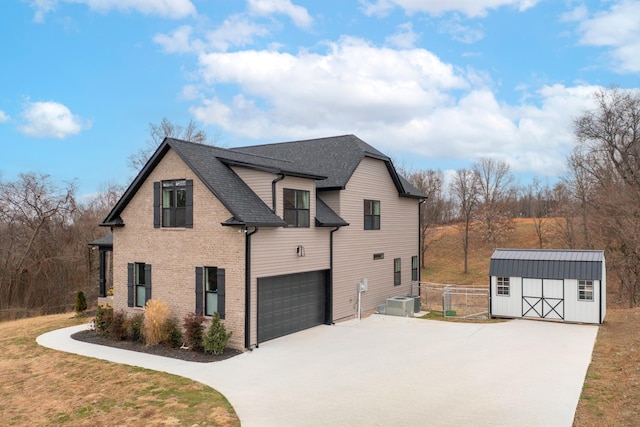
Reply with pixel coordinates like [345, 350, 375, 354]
[258, 270, 328, 343]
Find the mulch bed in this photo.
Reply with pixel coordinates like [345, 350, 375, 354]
[71, 329, 241, 363]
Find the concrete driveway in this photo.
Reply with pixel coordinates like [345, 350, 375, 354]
[38, 315, 598, 426]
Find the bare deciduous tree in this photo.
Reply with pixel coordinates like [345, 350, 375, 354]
[472, 158, 515, 246]
[571, 87, 640, 306]
[450, 169, 479, 274]
[405, 169, 450, 266]
[127, 117, 218, 172]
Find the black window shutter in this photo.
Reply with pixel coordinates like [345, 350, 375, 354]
[127, 263, 134, 307]
[185, 179, 193, 228]
[217, 268, 225, 319]
[145, 264, 152, 303]
[195, 267, 203, 315]
[153, 182, 161, 228]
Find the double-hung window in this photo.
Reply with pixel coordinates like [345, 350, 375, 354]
[127, 262, 151, 308]
[364, 200, 380, 230]
[394, 258, 401, 286]
[205, 267, 218, 316]
[497, 277, 510, 296]
[195, 266, 226, 318]
[578, 280, 594, 301]
[283, 189, 310, 227]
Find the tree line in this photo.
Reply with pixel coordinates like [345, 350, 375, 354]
[407, 87, 640, 307]
[1, 88, 639, 320]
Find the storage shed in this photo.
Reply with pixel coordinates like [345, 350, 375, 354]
[489, 249, 606, 324]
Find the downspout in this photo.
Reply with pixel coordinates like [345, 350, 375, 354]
[328, 227, 340, 325]
[245, 226, 259, 350]
[272, 174, 285, 212]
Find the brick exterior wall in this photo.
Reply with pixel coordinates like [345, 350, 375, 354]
[111, 149, 247, 350]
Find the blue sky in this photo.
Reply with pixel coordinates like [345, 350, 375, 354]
[2, 0, 640, 197]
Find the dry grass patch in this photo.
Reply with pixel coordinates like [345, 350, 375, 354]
[574, 308, 640, 426]
[0, 313, 239, 426]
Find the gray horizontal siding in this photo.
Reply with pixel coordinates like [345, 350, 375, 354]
[490, 249, 604, 281]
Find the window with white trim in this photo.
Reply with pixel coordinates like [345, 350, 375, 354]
[578, 280, 594, 301]
[497, 277, 510, 296]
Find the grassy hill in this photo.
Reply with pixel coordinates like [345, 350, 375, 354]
[423, 218, 554, 286]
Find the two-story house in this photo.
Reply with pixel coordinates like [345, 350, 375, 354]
[100, 134, 423, 350]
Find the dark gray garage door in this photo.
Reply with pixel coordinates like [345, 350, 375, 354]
[258, 270, 328, 343]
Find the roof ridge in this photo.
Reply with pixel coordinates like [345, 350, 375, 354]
[234, 134, 357, 149]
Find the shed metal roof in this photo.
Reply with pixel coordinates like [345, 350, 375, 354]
[489, 249, 604, 281]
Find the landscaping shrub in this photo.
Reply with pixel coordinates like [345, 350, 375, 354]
[203, 312, 232, 355]
[108, 310, 128, 341]
[95, 306, 113, 335]
[161, 316, 183, 348]
[74, 291, 87, 315]
[183, 312, 205, 352]
[126, 312, 145, 343]
[143, 299, 170, 346]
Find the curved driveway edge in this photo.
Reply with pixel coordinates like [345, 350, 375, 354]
[38, 315, 598, 426]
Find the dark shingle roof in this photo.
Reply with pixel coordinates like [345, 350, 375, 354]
[102, 135, 419, 228]
[489, 249, 605, 281]
[233, 134, 423, 197]
[88, 233, 113, 247]
[315, 198, 349, 227]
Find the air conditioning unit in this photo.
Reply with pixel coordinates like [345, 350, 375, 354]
[386, 296, 414, 317]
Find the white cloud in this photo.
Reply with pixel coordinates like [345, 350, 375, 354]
[19, 101, 91, 138]
[0, 111, 9, 123]
[155, 16, 269, 54]
[574, 1, 640, 72]
[439, 15, 485, 43]
[31, 0, 195, 22]
[181, 35, 604, 178]
[360, 0, 540, 18]
[386, 22, 419, 48]
[31, 0, 57, 22]
[206, 15, 270, 52]
[248, 0, 313, 29]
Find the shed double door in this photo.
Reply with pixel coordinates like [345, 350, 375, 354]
[522, 278, 564, 320]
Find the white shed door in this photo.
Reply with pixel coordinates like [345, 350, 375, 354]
[522, 278, 564, 320]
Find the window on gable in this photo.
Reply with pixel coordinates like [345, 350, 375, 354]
[578, 280, 594, 301]
[283, 189, 310, 227]
[412, 256, 419, 281]
[394, 258, 401, 286]
[364, 200, 380, 230]
[128, 262, 151, 308]
[154, 180, 193, 228]
[163, 180, 187, 227]
[497, 277, 510, 296]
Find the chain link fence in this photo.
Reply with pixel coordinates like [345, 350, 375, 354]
[414, 282, 489, 320]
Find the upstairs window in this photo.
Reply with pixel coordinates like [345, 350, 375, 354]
[284, 189, 310, 227]
[364, 200, 380, 230]
[578, 280, 594, 301]
[497, 277, 510, 296]
[163, 180, 187, 227]
[154, 180, 193, 228]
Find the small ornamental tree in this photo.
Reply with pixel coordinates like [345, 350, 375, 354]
[74, 290, 87, 315]
[203, 312, 232, 355]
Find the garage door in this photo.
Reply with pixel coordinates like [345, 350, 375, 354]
[258, 270, 328, 343]
[522, 278, 564, 320]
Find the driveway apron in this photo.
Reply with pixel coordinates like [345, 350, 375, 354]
[38, 315, 598, 426]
